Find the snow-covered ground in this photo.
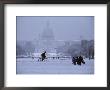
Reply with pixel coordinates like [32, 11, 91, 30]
[16, 58, 94, 74]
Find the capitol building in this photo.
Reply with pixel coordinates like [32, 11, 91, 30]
[34, 22, 81, 57]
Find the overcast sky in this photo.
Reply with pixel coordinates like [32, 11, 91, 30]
[17, 16, 94, 41]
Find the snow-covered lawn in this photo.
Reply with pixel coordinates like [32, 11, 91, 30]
[16, 58, 94, 74]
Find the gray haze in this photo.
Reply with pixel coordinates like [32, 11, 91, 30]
[17, 16, 94, 41]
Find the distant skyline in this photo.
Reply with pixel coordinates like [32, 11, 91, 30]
[17, 16, 94, 41]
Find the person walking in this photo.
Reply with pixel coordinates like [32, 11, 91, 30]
[41, 51, 46, 61]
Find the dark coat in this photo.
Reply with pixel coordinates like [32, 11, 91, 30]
[41, 52, 46, 61]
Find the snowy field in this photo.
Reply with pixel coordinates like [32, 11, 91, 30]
[16, 58, 94, 74]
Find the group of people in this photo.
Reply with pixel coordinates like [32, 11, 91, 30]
[35, 51, 86, 65]
[72, 56, 85, 65]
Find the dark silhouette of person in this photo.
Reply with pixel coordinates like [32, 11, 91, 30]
[80, 56, 85, 64]
[77, 57, 81, 65]
[77, 56, 85, 65]
[72, 57, 76, 65]
[74, 56, 79, 65]
[58, 57, 59, 59]
[41, 51, 46, 61]
[32, 56, 34, 59]
[53, 57, 55, 59]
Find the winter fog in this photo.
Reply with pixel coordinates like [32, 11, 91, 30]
[16, 16, 94, 74]
[17, 16, 94, 41]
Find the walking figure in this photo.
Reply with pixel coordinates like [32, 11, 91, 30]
[41, 51, 46, 61]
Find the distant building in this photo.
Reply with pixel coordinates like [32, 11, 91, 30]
[35, 21, 81, 55]
[36, 22, 56, 53]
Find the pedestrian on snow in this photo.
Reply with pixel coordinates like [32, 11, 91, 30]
[41, 51, 46, 61]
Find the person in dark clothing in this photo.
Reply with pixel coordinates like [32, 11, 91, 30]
[80, 56, 85, 64]
[77, 56, 85, 65]
[53, 57, 55, 59]
[77, 57, 81, 65]
[75, 56, 79, 65]
[32, 56, 34, 59]
[72, 57, 76, 65]
[41, 51, 46, 61]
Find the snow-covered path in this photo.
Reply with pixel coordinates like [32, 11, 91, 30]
[16, 58, 94, 74]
